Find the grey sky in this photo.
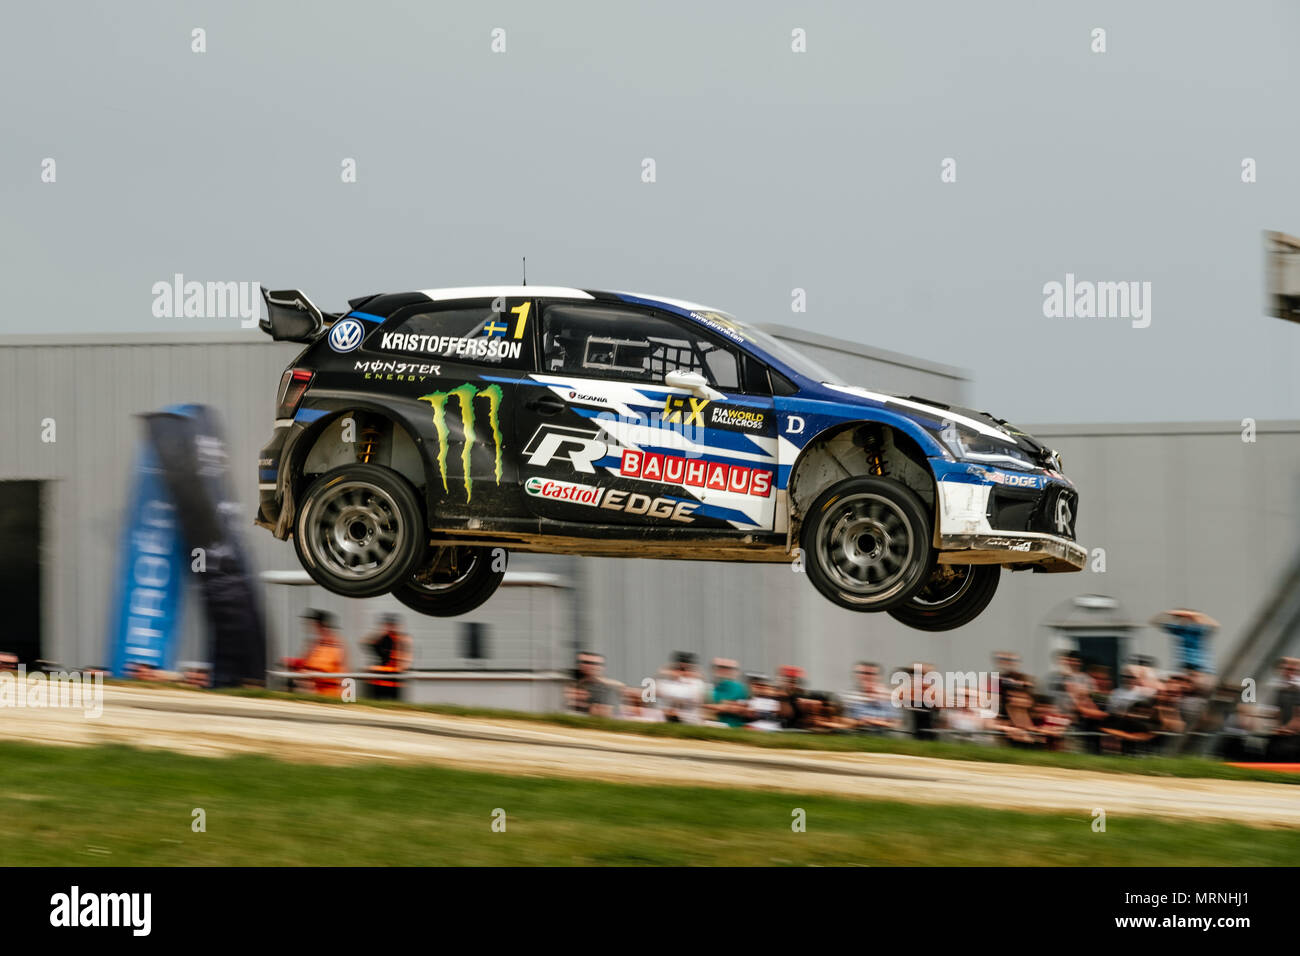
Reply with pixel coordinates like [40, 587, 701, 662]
[3, 0, 1297, 423]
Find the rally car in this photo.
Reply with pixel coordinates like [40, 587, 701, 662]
[255, 286, 1085, 631]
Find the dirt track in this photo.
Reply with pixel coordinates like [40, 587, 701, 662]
[4, 685, 1298, 827]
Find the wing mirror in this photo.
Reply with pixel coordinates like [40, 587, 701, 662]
[664, 369, 711, 395]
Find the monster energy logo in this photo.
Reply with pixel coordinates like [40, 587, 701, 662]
[418, 383, 504, 502]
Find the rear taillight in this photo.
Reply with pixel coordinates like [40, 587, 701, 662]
[275, 368, 314, 419]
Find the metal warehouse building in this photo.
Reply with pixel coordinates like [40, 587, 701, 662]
[1, 328, 1297, 704]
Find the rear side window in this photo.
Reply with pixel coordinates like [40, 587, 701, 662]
[540, 304, 740, 388]
[375, 302, 535, 368]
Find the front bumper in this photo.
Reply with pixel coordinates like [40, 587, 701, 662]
[937, 531, 1087, 572]
[933, 461, 1083, 571]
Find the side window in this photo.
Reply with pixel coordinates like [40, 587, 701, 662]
[374, 301, 534, 368]
[540, 304, 740, 388]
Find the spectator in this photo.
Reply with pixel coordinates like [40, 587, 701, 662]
[297, 609, 347, 695]
[776, 664, 808, 729]
[707, 658, 749, 728]
[363, 613, 412, 701]
[943, 686, 991, 743]
[1150, 679, 1186, 752]
[802, 691, 850, 732]
[1030, 694, 1070, 751]
[1051, 650, 1107, 750]
[996, 686, 1041, 747]
[993, 651, 1031, 720]
[1087, 664, 1114, 696]
[658, 652, 707, 724]
[619, 685, 666, 722]
[1101, 665, 1158, 753]
[568, 651, 619, 717]
[900, 661, 942, 740]
[843, 662, 901, 733]
[744, 674, 783, 731]
[1266, 657, 1300, 762]
[180, 662, 211, 689]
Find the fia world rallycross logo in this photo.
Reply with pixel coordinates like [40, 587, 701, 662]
[418, 384, 504, 502]
[328, 317, 365, 353]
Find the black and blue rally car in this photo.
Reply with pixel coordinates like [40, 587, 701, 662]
[256, 286, 1084, 631]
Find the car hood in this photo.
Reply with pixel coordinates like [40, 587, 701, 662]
[821, 383, 1057, 469]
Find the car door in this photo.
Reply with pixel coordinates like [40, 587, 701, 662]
[367, 296, 536, 521]
[513, 301, 778, 531]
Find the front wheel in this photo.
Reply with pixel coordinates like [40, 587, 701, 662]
[887, 563, 1001, 631]
[391, 546, 505, 617]
[293, 464, 426, 598]
[800, 476, 934, 612]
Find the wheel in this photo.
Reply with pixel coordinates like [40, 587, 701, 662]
[800, 476, 934, 612]
[293, 464, 426, 598]
[391, 546, 506, 617]
[887, 563, 1001, 632]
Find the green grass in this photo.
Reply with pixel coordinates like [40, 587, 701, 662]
[0, 740, 1295, 866]
[183, 684, 1300, 787]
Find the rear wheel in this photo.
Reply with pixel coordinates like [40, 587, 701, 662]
[391, 545, 505, 617]
[293, 464, 425, 598]
[800, 476, 934, 612]
[887, 563, 1001, 631]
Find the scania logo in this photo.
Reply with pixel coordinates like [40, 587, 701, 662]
[1054, 495, 1074, 535]
[328, 317, 365, 353]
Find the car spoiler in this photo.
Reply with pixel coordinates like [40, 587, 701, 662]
[259, 288, 337, 342]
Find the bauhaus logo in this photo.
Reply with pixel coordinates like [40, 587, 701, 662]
[329, 317, 366, 353]
[418, 383, 504, 502]
[620, 449, 772, 497]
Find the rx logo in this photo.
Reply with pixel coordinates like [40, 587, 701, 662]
[328, 317, 365, 353]
[663, 394, 710, 427]
[1054, 495, 1074, 535]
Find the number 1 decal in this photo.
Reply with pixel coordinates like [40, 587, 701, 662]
[510, 301, 531, 339]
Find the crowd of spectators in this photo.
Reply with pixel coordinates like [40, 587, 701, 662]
[566, 648, 1300, 761]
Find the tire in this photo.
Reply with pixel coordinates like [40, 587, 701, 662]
[887, 563, 1001, 632]
[801, 476, 934, 612]
[293, 464, 426, 598]
[391, 546, 505, 618]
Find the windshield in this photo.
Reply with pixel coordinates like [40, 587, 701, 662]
[731, 322, 840, 384]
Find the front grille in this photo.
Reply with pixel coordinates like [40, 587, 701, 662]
[989, 485, 1078, 540]
[1034, 486, 1078, 540]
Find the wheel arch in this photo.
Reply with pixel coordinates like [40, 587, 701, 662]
[281, 403, 432, 535]
[786, 419, 939, 547]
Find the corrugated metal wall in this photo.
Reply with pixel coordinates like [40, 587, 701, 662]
[3, 331, 1297, 702]
[0, 335, 300, 668]
[0, 333, 572, 674]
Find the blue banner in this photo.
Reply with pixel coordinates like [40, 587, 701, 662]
[108, 406, 196, 676]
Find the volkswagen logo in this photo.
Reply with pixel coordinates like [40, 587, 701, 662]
[1054, 495, 1074, 536]
[328, 317, 365, 353]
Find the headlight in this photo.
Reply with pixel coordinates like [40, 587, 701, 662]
[940, 424, 1040, 470]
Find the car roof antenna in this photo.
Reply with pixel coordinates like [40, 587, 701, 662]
[521, 256, 527, 286]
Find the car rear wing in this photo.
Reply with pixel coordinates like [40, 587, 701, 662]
[259, 288, 334, 342]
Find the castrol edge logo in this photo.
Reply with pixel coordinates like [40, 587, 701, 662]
[524, 476, 603, 505]
[524, 476, 698, 523]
